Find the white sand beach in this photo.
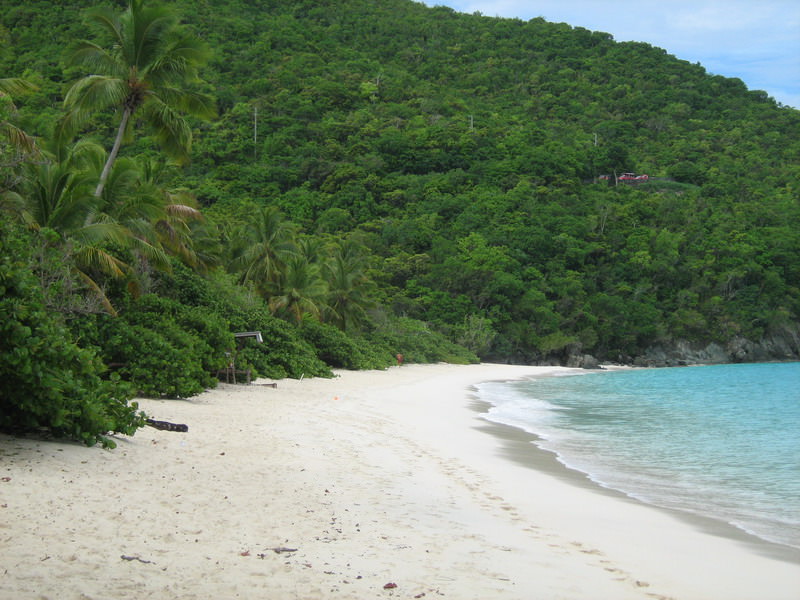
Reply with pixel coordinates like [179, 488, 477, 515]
[1, 363, 798, 599]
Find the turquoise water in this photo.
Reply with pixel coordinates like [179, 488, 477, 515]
[476, 363, 800, 550]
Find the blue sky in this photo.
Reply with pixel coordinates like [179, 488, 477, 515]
[420, 0, 800, 109]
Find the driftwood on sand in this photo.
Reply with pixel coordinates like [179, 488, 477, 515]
[145, 419, 188, 433]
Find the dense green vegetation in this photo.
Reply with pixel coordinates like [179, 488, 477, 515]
[1, 0, 798, 444]
[0, 219, 145, 448]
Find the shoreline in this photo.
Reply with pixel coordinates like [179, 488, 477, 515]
[1, 363, 799, 599]
[468, 396, 800, 566]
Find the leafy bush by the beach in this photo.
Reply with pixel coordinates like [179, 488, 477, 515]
[298, 319, 395, 370]
[226, 306, 333, 379]
[0, 219, 145, 447]
[77, 294, 231, 398]
[122, 295, 233, 377]
[152, 263, 334, 379]
[367, 316, 479, 365]
[106, 323, 213, 398]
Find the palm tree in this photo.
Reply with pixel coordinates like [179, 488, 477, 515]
[97, 155, 172, 275]
[43, 137, 171, 275]
[100, 155, 214, 273]
[58, 0, 215, 198]
[228, 206, 297, 296]
[0, 78, 39, 198]
[9, 157, 130, 314]
[136, 157, 216, 271]
[269, 255, 329, 323]
[0, 78, 38, 153]
[296, 235, 329, 266]
[323, 239, 376, 331]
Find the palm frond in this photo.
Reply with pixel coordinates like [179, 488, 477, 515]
[66, 41, 124, 77]
[124, 217, 160, 244]
[147, 33, 211, 83]
[179, 89, 217, 119]
[66, 138, 107, 174]
[154, 220, 199, 269]
[83, 5, 125, 48]
[116, 195, 166, 228]
[128, 235, 171, 271]
[71, 220, 130, 247]
[101, 155, 142, 206]
[2, 122, 38, 154]
[62, 76, 128, 139]
[74, 245, 128, 280]
[153, 217, 182, 245]
[185, 221, 221, 272]
[75, 268, 118, 316]
[155, 86, 216, 119]
[140, 97, 192, 163]
[129, 1, 177, 70]
[0, 190, 26, 217]
[138, 156, 168, 184]
[0, 77, 38, 97]
[26, 162, 93, 232]
[64, 75, 128, 113]
[165, 203, 202, 220]
[52, 116, 77, 151]
[172, 34, 213, 66]
[163, 186, 198, 207]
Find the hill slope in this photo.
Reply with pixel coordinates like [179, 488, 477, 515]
[3, 0, 799, 364]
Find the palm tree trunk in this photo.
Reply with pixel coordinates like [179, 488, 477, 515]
[95, 107, 131, 198]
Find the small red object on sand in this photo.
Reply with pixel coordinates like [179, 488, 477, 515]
[384, 582, 398, 589]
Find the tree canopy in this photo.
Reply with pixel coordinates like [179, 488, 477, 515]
[58, 0, 216, 197]
[1, 0, 799, 442]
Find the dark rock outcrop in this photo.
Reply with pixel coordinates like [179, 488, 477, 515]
[566, 353, 602, 369]
[636, 329, 800, 368]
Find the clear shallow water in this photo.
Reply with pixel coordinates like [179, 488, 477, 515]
[476, 363, 800, 550]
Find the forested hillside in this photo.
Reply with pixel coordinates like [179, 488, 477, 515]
[2, 0, 799, 442]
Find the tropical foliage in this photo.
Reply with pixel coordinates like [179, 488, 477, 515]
[0, 217, 145, 448]
[58, 0, 216, 197]
[0, 0, 798, 444]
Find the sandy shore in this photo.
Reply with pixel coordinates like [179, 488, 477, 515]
[1, 363, 798, 599]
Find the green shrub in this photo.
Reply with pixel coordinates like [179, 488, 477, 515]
[123, 294, 233, 372]
[99, 320, 213, 398]
[367, 316, 479, 364]
[226, 306, 332, 379]
[0, 219, 145, 447]
[153, 264, 333, 379]
[298, 319, 395, 370]
[86, 294, 232, 398]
